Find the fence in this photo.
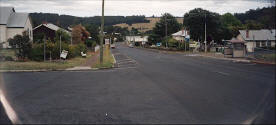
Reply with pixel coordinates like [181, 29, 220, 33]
[246, 47, 276, 62]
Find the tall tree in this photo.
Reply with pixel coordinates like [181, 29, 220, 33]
[72, 24, 90, 44]
[153, 13, 181, 38]
[234, 6, 275, 29]
[220, 13, 243, 37]
[183, 8, 225, 42]
[84, 24, 100, 44]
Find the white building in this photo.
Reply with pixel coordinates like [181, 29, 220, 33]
[0, 7, 33, 48]
[237, 29, 276, 52]
[172, 30, 190, 42]
[126, 36, 149, 43]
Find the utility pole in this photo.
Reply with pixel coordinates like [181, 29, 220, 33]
[70, 35, 72, 45]
[44, 35, 46, 61]
[100, 0, 105, 64]
[204, 13, 207, 53]
[59, 35, 61, 61]
[165, 14, 168, 48]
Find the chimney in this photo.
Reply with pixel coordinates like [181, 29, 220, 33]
[246, 30, 249, 38]
[42, 21, 48, 24]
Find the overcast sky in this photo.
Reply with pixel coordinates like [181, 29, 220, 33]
[0, 0, 274, 17]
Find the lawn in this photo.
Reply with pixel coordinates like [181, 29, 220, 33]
[0, 49, 16, 58]
[0, 50, 94, 70]
[262, 53, 276, 62]
[92, 46, 115, 69]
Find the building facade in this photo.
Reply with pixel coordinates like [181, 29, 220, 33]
[172, 30, 190, 42]
[237, 29, 276, 52]
[33, 23, 71, 42]
[0, 7, 33, 48]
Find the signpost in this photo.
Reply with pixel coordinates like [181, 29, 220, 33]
[156, 42, 162, 47]
[105, 39, 110, 45]
[60, 50, 68, 60]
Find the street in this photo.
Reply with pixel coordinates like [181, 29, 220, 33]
[1, 43, 275, 124]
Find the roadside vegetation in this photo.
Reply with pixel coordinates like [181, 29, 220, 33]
[0, 24, 100, 70]
[92, 46, 115, 69]
[0, 56, 90, 70]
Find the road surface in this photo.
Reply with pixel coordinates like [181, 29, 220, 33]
[0, 43, 275, 124]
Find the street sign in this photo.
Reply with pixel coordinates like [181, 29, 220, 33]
[60, 50, 68, 59]
[185, 38, 190, 42]
[156, 42, 162, 47]
[105, 39, 110, 45]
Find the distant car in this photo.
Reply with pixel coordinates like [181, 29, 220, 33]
[111, 44, 115, 49]
[129, 44, 134, 48]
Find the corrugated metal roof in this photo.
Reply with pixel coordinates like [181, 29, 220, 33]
[239, 29, 276, 41]
[0, 7, 15, 24]
[33, 23, 70, 34]
[7, 13, 29, 28]
[172, 30, 188, 37]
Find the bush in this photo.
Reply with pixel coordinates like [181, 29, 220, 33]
[4, 56, 14, 61]
[28, 42, 87, 61]
[28, 43, 44, 61]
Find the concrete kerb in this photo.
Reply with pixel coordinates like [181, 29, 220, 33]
[136, 47, 253, 63]
[199, 55, 252, 63]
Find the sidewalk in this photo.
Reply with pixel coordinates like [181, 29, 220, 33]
[66, 51, 100, 71]
[137, 47, 252, 63]
[198, 53, 251, 63]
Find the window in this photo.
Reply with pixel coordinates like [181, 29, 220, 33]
[267, 41, 271, 47]
[261, 41, 266, 47]
[256, 41, 260, 47]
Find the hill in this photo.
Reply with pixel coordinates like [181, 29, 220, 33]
[30, 13, 149, 28]
[234, 6, 275, 29]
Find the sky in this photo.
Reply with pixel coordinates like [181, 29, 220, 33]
[0, 0, 275, 17]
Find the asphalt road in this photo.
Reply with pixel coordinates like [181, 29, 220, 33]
[0, 43, 275, 124]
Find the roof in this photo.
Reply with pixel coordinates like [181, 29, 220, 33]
[7, 13, 29, 28]
[0, 7, 15, 24]
[239, 29, 276, 41]
[172, 30, 188, 37]
[33, 23, 70, 33]
[229, 39, 244, 43]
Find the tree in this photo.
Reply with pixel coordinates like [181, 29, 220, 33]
[184, 8, 225, 43]
[234, 6, 275, 29]
[220, 13, 244, 37]
[72, 24, 90, 44]
[8, 31, 32, 60]
[244, 20, 264, 30]
[54, 29, 71, 43]
[148, 33, 162, 45]
[84, 24, 100, 44]
[153, 13, 181, 38]
[130, 27, 139, 35]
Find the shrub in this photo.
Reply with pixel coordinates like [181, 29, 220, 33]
[4, 56, 14, 61]
[8, 31, 32, 60]
[28, 42, 87, 61]
[28, 43, 44, 61]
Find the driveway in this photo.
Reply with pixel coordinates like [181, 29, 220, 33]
[0, 43, 275, 124]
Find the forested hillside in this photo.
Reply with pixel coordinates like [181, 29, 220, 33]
[30, 13, 149, 28]
[234, 6, 275, 29]
[30, 6, 275, 30]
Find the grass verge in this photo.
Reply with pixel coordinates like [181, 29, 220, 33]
[0, 53, 93, 70]
[92, 46, 115, 69]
